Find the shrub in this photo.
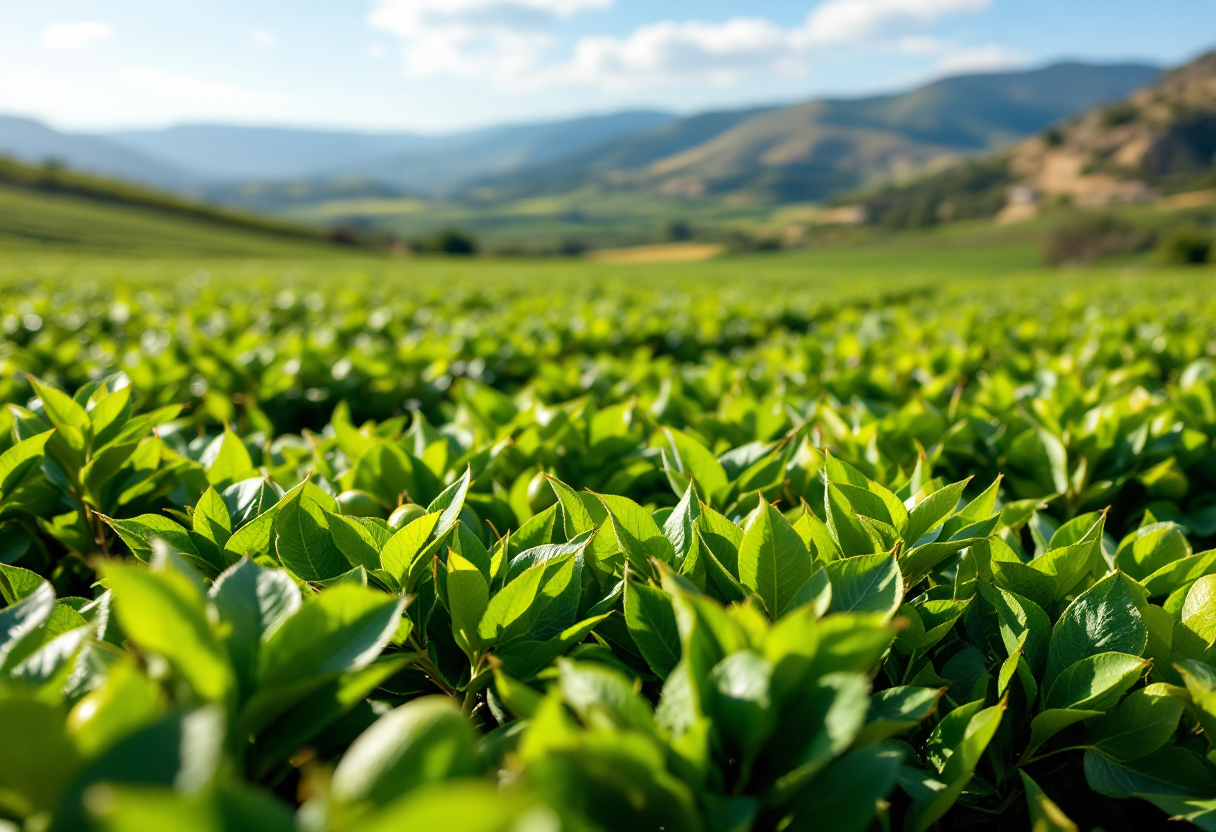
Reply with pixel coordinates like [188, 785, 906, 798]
[416, 228, 478, 256]
[1157, 223, 1212, 265]
[1043, 213, 1153, 266]
[665, 219, 693, 242]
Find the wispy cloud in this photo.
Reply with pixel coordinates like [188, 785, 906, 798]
[368, 0, 999, 91]
[564, 18, 804, 89]
[248, 29, 279, 50]
[120, 67, 286, 114]
[803, 0, 990, 45]
[369, 0, 612, 78]
[934, 43, 1027, 75]
[42, 21, 113, 50]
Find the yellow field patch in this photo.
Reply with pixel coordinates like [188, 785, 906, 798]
[588, 242, 726, 264]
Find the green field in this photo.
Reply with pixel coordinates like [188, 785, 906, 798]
[2, 179, 1216, 832]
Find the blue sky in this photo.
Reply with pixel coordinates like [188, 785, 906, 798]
[3, 0, 1214, 134]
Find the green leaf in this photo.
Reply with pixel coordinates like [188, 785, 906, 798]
[596, 492, 676, 576]
[246, 585, 405, 732]
[1043, 652, 1149, 712]
[0, 562, 45, 605]
[1084, 746, 1216, 799]
[904, 699, 1005, 832]
[825, 482, 880, 557]
[1030, 539, 1101, 601]
[738, 502, 813, 618]
[493, 614, 608, 680]
[447, 552, 489, 657]
[1019, 771, 1078, 832]
[192, 486, 232, 551]
[380, 511, 441, 585]
[209, 558, 301, 694]
[1045, 572, 1147, 683]
[697, 505, 743, 577]
[785, 746, 904, 832]
[708, 649, 774, 766]
[938, 476, 1001, 542]
[104, 561, 233, 702]
[826, 553, 903, 619]
[1143, 549, 1216, 599]
[56, 707, 226, 830]
[28, 376, 89, 443]
[359, 781, 527, 832]
[325, 511, 387, 571]
[625, 580, 681, 679]
[251, 655, 415, 778]
[557, 658, 656, 733]
[546, 474, 595, 539]
[428, 467, 471, 540]
[1183, 574, 1216, 645]
[978, 581, 1050, 672]
[202, 428, 256, 489]
[0, 696, 80, 815]
[69, 658, 165, 758]
[663, 483, 702, 562]
[274, 490, 348, 582]
[330, 697, 480, 809]
[104, 514, 200, 565]
[478, 554, 571, 647]
[793, 506, 841, 562]
[1085, 683, 1186, 762]
[855, 686, 941, 746]
[86, 783, 296, 832]
[0, 580, 55, 671]
[0, 429, 53, 500]
[661, 427, 728, 500]
[902, 478, 969, 546]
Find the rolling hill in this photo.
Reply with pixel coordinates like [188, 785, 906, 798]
[471, 62, 1162, 204]
[0, 116, 191, 187]
[857, 48, 1216, 228]
[0, 157, 348, 257]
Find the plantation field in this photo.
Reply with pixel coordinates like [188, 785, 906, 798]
[2, 234, 1216, 832]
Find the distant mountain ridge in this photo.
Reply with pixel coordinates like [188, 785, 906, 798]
[0, 61, 1162, 210]
[0, 116, 191, 186]
[506, 61, 1162, 203]
[858, 48, 1216, 228]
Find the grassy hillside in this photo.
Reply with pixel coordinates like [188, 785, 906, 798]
[462, 63, 1159, 206]
[0, 163, 355, 257]
[857, 49, 1216, 228]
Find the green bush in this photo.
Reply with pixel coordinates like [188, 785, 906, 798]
[415, 228, 479, 256]
[1, 361, 1215, 830]
[1043, 213, 1154, 265]
[3, 265, 1216, 830]
[1158, 223, 1213, 265]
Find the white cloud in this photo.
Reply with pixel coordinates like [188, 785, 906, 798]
[804, 0, 990, 45]
[368, 0, 999, 91]
[42, 21, 113, 50]
[896, 35, 951, 56]
[248, 29, 279, 50]
[121, 67, 283, 110]
[369, 0, 612, 79]
[566, 19, 804, 89]
[934, 43, 1027, 75]
[556, 0, 992, 90]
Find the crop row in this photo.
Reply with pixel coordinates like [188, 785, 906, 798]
[1, 368, 1215, 830]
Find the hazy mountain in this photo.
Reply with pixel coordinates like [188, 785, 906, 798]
[106, 125, 439, 182]
[0, 116, 190, 186]
[468, 107, 775, 199]
[0, 60, 1163, 213]
[858, 50, 1216, 228]
[338, 111, 678, 195]
[480, 62, 1161, 203]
